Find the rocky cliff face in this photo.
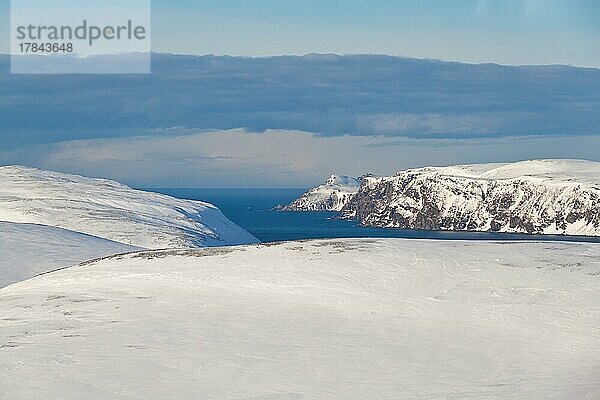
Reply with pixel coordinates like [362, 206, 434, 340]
[342, 160, 600, 236]
[283, 174, 362, 211]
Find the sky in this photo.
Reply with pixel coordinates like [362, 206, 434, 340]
[0, 1, 599, 187]
[4, 129, 599, 188]
[0, 0, 599, 66]
[1, 53, 599, 187]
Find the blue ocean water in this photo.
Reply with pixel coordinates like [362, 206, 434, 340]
[147, 188, 600, 244]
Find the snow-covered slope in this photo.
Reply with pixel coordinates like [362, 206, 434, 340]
[344, 160, 600, 236]
[0, 166, 259, 248]
[284, 174, 361, 211]
[1, 239, 598, 399]
[0, 222, 137, 288]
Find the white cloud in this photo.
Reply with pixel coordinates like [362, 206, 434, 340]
[2, 129, 599, 187]
[356, 113, 503, 135]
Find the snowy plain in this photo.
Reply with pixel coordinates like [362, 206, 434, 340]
[1, 239, 598, 400]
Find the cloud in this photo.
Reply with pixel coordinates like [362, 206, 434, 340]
[2, 129, 599, 187]
[1, 54, 597, 186]
[356, 113, 505, 135]
[1, 54, 599, 151]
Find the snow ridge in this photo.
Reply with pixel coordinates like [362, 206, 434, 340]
[0, 166, 259, 248]
[0, 221, 138, 288]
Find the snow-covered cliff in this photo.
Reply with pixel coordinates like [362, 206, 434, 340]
[343, 160, 600, 236]
[0, 166, 259, 248]
[283, 174, 361, 211]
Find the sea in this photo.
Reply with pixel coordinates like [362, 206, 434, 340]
[147, 188, 600, 244]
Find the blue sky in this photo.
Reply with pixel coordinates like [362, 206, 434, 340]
[1, 0, 599, 65]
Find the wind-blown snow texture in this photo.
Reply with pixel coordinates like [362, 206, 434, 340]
[0, 166, 259, 248]
[0, 239, 598, 399]
[0, 222, 137, 288]
[284, 174, 361, 211]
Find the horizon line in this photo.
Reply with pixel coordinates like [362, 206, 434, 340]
[1, 51, 599, 70]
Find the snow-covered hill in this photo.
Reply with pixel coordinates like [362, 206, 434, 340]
[344, 160, 600, 236]
[0, 222, 137, 288]
[0, 166, 259, 248]
[283, 174, 361, 211]
[1, 239, 598, 399]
